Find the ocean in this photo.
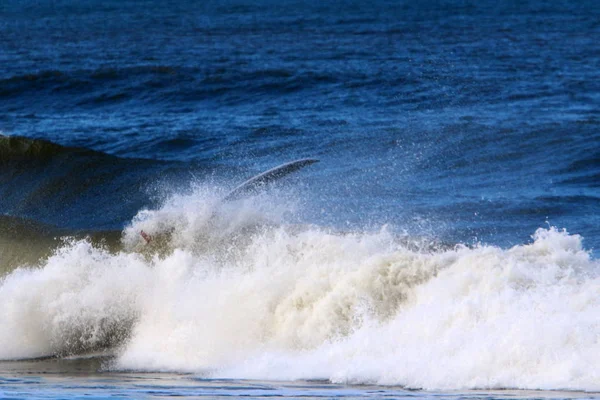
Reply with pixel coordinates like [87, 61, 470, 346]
[1, 0, 599, 398]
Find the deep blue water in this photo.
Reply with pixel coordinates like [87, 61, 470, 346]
[2, 0, 599, 249]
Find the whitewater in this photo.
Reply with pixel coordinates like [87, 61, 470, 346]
[1, 188, 598, 392]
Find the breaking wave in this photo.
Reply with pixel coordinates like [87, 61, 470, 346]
[0, 186, 598, 391]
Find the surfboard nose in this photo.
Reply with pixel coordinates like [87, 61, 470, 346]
[223, 158, 319, 201]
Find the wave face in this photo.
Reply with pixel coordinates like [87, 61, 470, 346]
[1, 189, 598, 391]
[0, 136, 211, 231]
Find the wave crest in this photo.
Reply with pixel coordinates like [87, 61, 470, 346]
[1, 211, 598, 391]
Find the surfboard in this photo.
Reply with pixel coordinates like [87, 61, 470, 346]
[223, 158, 319, 201]
[140, 158, 318, 244]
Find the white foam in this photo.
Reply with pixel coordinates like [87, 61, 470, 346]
[219, 228, 600, 391]
[0, 240, 151, 359]
[0, 188, 598, 390]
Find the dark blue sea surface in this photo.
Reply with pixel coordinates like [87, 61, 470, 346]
[2, 0, 599, 248]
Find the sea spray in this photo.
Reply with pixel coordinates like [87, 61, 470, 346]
[0, 187, 598, 391]
[0, 240, 148, 359]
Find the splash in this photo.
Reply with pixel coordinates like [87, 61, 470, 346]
[0, 188, 598, 391]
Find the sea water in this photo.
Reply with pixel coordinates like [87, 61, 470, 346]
[1, 0, 599, 398]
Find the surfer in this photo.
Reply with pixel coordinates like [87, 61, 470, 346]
[139, 158, 318, 244]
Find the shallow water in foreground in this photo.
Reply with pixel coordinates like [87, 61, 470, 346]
[1, 357, 598, 400]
